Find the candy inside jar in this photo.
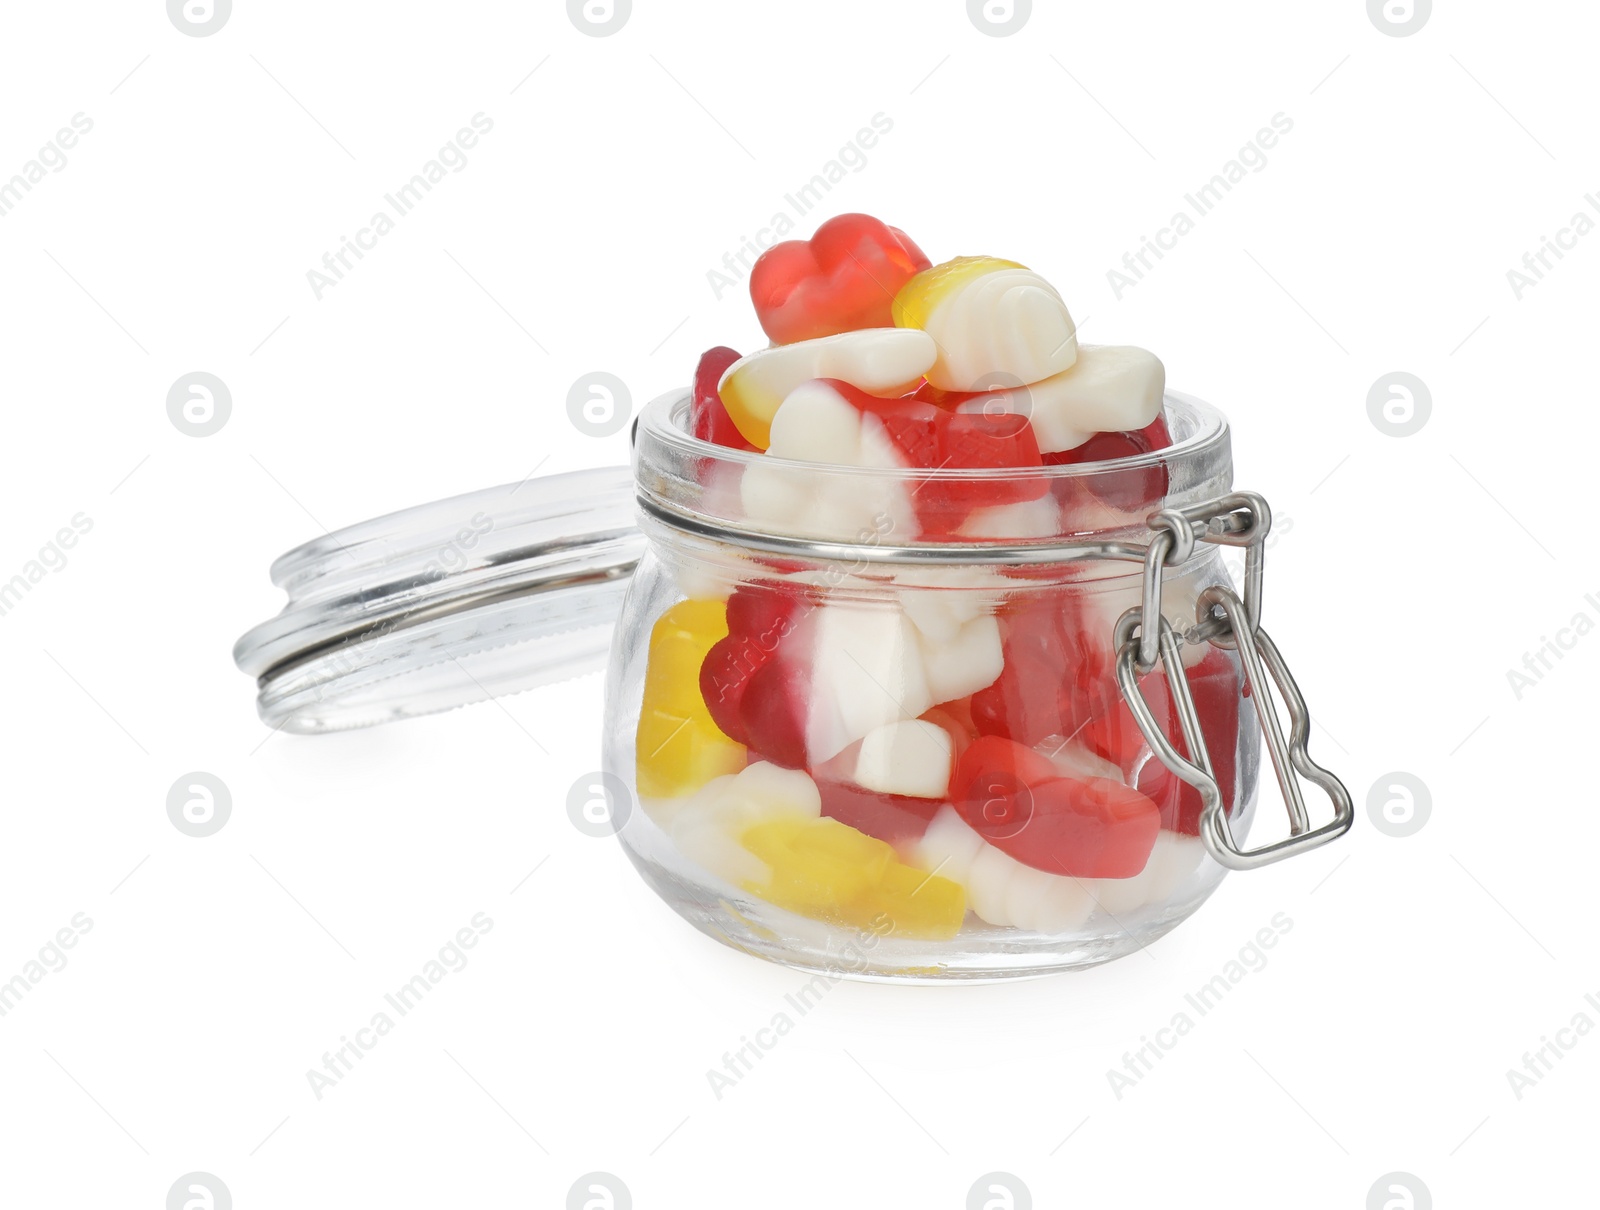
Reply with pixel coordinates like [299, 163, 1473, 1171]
[609, 386, 1265, 980]
[601, 212, 1286, 978]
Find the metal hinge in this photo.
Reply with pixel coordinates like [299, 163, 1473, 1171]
[1113, 493, 1354, 870]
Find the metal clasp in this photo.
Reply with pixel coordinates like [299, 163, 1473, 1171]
[1114, 493, 1354, 871]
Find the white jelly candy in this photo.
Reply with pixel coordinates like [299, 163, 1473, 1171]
[915, 806, 1095, 933]
[956, 496, 1062, 539]
[718, 328, 936, 448]
[669, 762, 822, 886]
[917, 614, 1003, 705]
[893, 257, 1078, 391]
[742, 380, 919, 542]
[1083, 833, 1207, 915]
[1013, 345, 1165, 451]
[806, 605, 934, 764]
[852, 720, 953, 799]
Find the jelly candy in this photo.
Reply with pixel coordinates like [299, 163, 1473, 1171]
[915, 806, 1094, 933]
[897, 572, 1010, 645]
[1041, 739, 1122, 783]
[916, 613, 1003, 707]
[950, 736, 1161, 879]
[851, 719, 953, 799]
[916, 807, 1202, 931]
[689, 346, 757, 451]
[702, 584, 943, 770]
[1081, 646, 1243, 835]
[699, 582, 805, 751]
[749, 213, 932, 345]
[942, 410, 1048, 501]
[808, 604, 934, 763]
[749, 379, 1047, 538]
[920, 701, 978, 767]
[970, 591, 1109, 748]
[741, 813, 966, 938]
[741, 379, 920, 542]
[635, 599, 747, 798]
[1044, 414, 1172, 512]
[768, 379, 892, 464]
[956, 496, 1062, 540]
[739, 457, 907, 546]
[669, 761, 822, 886]
[892, 256, 1078, 391]
[1004, 345, 1165, 453]
[718, 329, 936, 449]
[742, 814, 889, 918]
[1088, 832, 1207, 915]
[816, 777, 945, 848]
[808, 695, 979, 848]
[897, 403, 1049, 535]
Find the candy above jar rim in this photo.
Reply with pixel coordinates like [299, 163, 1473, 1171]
[644, 215, 1237, 550]
[638, 385, 1228, 482]
[634, 388, 1238, 559]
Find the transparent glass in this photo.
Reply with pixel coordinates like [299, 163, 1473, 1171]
[603, 389, 1261, 981]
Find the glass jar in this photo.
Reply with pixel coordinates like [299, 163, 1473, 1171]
[235, 389, 1352, 981]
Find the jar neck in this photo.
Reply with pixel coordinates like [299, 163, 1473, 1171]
[633, 388, 1234, 555]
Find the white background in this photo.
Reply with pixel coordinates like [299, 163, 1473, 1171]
[1, 1, 1594, 1206]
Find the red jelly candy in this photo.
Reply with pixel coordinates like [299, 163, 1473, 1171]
[951, 734, 1060, 816]
[698, 582, 813, 767]
[749, 214, 932, 345]
[816, 779, 944, 848]
[847, 387, 1046, 535]
[1044, 415, 1172, 512]
[970, 592, 1109, 748]
[951, 736, 1160, 878]
[921, 703, 978, 769]
[740, 659, 811, 770]
[908, 382, 1050, 484]
[850, 386, 943, 468]
[940, 410, 1047, 512]
[689, 346, 757, 452]
[809, 724, 956, 847]
[1081, 646, 1242, 835]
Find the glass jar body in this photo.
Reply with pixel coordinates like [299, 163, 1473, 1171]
[603, 526, 1260, 981]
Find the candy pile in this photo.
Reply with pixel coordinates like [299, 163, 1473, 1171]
[636, 214, 1241, 941]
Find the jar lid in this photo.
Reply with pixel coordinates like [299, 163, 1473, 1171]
[233, 466, 643, 733]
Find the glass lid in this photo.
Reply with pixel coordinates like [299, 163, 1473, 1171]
[233, 466, 642, 733]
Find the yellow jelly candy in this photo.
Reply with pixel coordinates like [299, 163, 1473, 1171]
[891, 255, 1078, 392]
[879, 864, 967, 940]
[636, 599, 746, 798]
[890, 256, 1023, 330]
[740, 815, 966, 940]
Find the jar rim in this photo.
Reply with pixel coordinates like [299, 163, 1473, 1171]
[636, 387, 1230, 483]
[633, 387, 1235, 550]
